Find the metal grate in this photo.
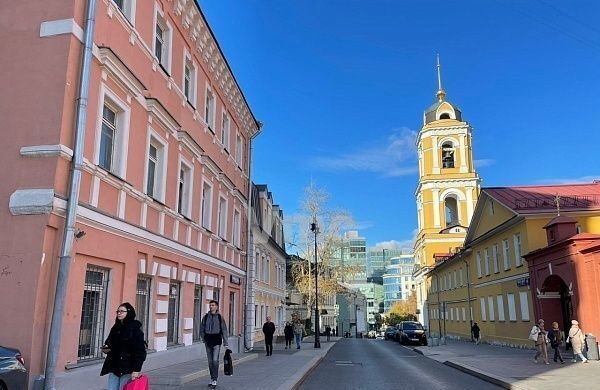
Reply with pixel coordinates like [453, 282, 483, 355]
[193, 286, 203, 341]
[167, 282, 180, 345]
[78, 266, 109, 361]
[136, 276, 151, 342]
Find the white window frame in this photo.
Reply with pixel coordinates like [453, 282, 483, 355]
[493, 244, 499, 273]
[221, 112, 230, 151]
[496, 295, 505, 321]
[502, 239, 511, 270]
[487, 296, 495, 321]
[182, 51, 197, 106]
[217, 195, 228, 239]
[112, 0, 136, 25]
[484, 248, 490, 276]
[201, 180, 213, 231]
[205, 87, 216, 131]
[514, 233, 523, 266]
[462, 307, 466, 322]
[453, 271, 457, 289]
[235, 132, 243, 167]
[476, 252, 482, 278]
[519, 291, 530, 321]
[143, 130, 168, 202]
[176, 158, 193, 218]
[507, 293, 517, 321]
[480, 297, 487, 321]
[94, 86, 131, 178]
[153, 6, 172, 73]
[233, 208, 241, 248]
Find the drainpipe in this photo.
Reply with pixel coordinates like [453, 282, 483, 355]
[436, 273, 442, 341]
[44, 1, 97, 389]
[463, 257, 474, 341]
[243, 123, 262, 351]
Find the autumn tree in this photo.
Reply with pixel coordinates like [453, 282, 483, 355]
[386, 293, 417, 323]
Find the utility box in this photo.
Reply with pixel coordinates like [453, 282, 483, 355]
[586, 334, 599, 360]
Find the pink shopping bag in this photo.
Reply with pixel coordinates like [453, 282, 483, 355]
[123, 375, 149, 390]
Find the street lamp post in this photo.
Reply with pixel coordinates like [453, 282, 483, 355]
[310, 219, 321, 348]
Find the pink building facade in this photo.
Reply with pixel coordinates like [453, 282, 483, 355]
[0, 0, 259, 388]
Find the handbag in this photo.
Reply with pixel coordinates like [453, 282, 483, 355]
[224, 349, 233, 376]
[528, 326, 539, 342]
[123, 375, 149, 390]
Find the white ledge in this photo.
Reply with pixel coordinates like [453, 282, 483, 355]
[40, 18, 84, 42]
[9, 189, 55, 215]
[20, 144, 74, 160]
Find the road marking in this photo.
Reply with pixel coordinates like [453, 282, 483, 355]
[335, 360, 354, 366]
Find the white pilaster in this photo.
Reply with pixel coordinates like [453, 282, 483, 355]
[432, 188, 441, 227]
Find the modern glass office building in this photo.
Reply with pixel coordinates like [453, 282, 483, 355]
[383, 254, 416, 312]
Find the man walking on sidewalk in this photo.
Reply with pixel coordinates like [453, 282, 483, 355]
[284, 322, 294, 349]
[294, 320, 305, 349]
[325, 325, 331, 342]
[548, 321, 565, 364]
[471, 323, 481, 345]
[530, 319, 549, 365]
[201, 300, 229, 388]
[262, 316, 276, 356]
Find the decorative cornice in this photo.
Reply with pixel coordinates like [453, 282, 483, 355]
[146, 98, 180, 135]
[20, 144, 73, 160]
[96, 47, 146, 98]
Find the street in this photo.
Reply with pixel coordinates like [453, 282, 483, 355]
[298, 338, 501, 390]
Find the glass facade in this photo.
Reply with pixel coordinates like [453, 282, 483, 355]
[383, 255, 416, 312]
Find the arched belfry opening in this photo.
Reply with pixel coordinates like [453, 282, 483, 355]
[442, 142, 455, 168]
[444, 196, 459, 226]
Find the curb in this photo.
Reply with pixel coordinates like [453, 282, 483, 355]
[443, 360, 528, 390]
[412, 347, 424, 355]
[287, 355, 324, 390]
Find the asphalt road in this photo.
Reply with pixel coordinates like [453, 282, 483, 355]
[298, 338, 501, 390]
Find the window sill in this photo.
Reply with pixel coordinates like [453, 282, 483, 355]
[158, 63, 171, 77]
[186, 100, 196, 110]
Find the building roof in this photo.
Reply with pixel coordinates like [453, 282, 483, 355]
[485, 182, 600, 214]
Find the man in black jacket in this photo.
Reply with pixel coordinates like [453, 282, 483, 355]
[201, 300, 229, 388]
[262, 316, 276, 356]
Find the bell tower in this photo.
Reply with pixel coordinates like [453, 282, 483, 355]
[414, 56, 481, 270]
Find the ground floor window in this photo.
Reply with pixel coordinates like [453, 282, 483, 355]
[193, 285, 203, 342]
[136, 276, 152, 341]
[78, 266, 110, 361]
[168, 282, 181, 345]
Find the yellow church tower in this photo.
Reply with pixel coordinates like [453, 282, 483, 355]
[413, 57, 480, 324]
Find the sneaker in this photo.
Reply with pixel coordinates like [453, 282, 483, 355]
[572, 359, 577, 363]
[211, 380, 217, 386]
[583, 360, 589, 363]
[561, 361, 565, 364]
[545, 362, 550, 365]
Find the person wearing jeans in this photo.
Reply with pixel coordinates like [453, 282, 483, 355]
[293, 320, 305, 349]
[201, 300, 230, 387]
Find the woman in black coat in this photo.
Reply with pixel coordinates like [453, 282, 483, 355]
[101, 302, 147, 390]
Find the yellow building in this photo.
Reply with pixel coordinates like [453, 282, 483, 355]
[413, 59, 480, 325]
[427, 183, 600, 347]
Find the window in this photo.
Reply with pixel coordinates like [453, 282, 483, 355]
[480, 297, 487, 321]
[193, 285, 203, 341]
[502, 239, 510, 270]
[496, 295, 505, 321]
[177, 162, 192, 217]
[97, 91, 131, 178]
[444, 196, 459, 226]
[112, 0, 135, 24]
[217, 196, 228, 239]
[514, 233, 523, 266]
[167, 282, 180, 345]
[145, 136, 166, 201]
[99, 105, 117, 172]
[235, 133, 243, 167]
[484, 248, 490, 276]
[183, 55, 196, 105]
[229, 292, 236, 335]
[154, 10, 171, 72]
[487, 296, 495, 321]
[221, 113, 230, 151]
[201, 182, 213, 230]
[254, 304, 259, 327]
[205, 89, 215, 131]
[492, 244, 499, 273]
[266, 258, 270, 284]
[136, 276, 151, 342]
[462, 307, 466, 322]
[453, 271, 457, 289]
[78, 266, 109, 361]
[459, 268, 464, 286]
[441, 142, 455, 168]
[519, 291, 530, 321]
[507, 293, 516, 321]
[233, 209, 241, 248]
[476, 252, 482, 278]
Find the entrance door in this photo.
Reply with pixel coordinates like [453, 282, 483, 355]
[560, 284, 573, 331]
[168, 282, 180, 345]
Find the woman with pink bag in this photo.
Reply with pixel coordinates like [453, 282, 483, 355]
[100, 302, 148, 390]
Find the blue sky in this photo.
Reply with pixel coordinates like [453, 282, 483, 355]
[201, 0, 600, 250]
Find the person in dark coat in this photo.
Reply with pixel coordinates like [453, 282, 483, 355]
[471, 322, 481, 345]
[325, 325, 331, 342]
[548, 321, 565, 364]
[284, 322, 294, 349]
[101, 302, 147, 390]
[201, 300, 229, 388]
[262, 316, 276, 356]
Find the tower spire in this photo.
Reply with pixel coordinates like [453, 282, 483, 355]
[436, 54, 446, 102]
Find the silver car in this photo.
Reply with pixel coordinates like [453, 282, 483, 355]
[0, 346, 27, 390]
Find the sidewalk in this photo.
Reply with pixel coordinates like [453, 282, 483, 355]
[149, 337, 339, 390]
[414, 339, 600, 389]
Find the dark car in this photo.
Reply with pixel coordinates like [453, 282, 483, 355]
[384, 326, 398, 340]
[0, 346, 27, 390]
[397, 321, 427, 346]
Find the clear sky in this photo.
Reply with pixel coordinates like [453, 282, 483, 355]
[201, 0, 600, 250]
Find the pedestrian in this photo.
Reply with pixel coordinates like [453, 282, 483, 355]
[100, 302, 147, 390]
[293, 320, 305, 349]
[530, 319, 549, 364]
[547, 321, 564, 364]
[471, 322, 481, 345]
[284, 322, 294, 349]
[200, 300, 230, 388]
[262, 316, 276, 356]
[325, 325, 331, 342]
[333, 328, 337, 337]
[568, 319, 588, 363]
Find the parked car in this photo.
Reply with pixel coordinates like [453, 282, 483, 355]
[0, 346, 27, 390]
[396, 321, 427, 346]
[384, 326, 398, 340]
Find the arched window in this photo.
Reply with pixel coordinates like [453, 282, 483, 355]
[442, 142, 455, 168]
[439, 113, 451, 119]
[445, 196, 459, 226]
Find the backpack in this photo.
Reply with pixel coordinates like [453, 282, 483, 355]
[529, 326, 539, 341]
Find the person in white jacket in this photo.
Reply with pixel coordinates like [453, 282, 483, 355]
[568, 320, 588, 363]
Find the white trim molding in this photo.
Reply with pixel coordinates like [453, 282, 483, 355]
[40, 19, 83, 42]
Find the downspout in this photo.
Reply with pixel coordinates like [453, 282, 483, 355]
[463, 256, 474, 341]
[243, 123, 262, 351]
[44, 1, 97, 389]
[436, 273, 442, 340]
